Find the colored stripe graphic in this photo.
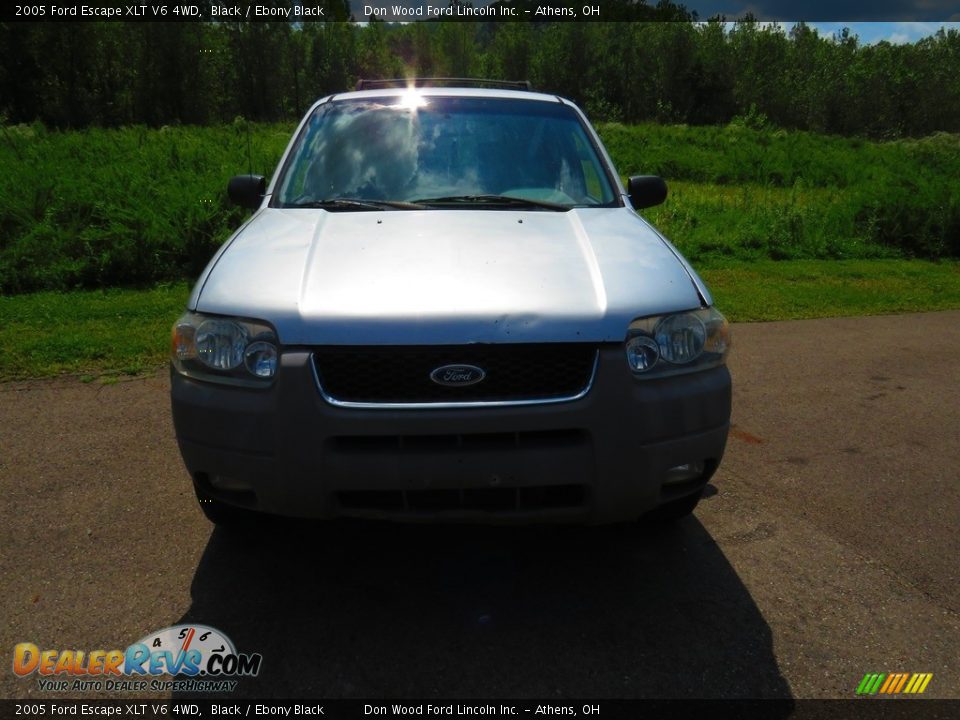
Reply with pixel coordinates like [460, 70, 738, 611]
[855, 673, 886, 695]
[888, 673, 907, 693]
[893, 673, 910, 693]
[857, 672, 932, 695]
[905, 673, 933, 694]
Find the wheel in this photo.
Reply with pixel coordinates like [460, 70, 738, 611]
[642, 490, 703, 525]
[193, 486, 265, 529]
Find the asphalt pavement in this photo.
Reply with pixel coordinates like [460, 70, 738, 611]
[1, 311, 958, 700]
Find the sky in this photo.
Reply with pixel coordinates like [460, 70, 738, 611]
[691, 0, 960, 21]
[804, 22, 958, 43]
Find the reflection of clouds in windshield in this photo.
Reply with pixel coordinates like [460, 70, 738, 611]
[283, 99, 616, 206]
[558, 158, 584, 198]
[411, 168, 483, 199]
[307, 104, 419, 199]
[305, 105, 485, 200]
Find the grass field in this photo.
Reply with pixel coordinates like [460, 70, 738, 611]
[0, 121, 293, 294]
[604, 125, 960, 263]
[2, 120, 959, 380]
[2, 260, 958, 381]
[1, 121, 958, 293]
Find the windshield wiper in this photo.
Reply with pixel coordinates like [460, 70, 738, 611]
[410, 194, 569, 211]
[286, 198, 420, 211]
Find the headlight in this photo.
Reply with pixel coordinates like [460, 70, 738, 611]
[196, 319, 248, 370]
[625, 335, 660, 372]
[172, 312, 278, 386]
[244, 341, 279, 378]
[655, 313, 706, 364]
[625, 307, 729, 378]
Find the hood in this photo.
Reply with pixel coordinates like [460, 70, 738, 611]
[191, 207, 704, 345]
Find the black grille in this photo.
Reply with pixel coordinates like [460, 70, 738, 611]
[337, 485, 587, 513]
[328, 429, 585, 453]
[313, 344, 597, 404]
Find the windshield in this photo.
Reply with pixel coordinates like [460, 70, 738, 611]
[274, 95, 619, 209]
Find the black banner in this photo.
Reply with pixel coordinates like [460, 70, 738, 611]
[3, 700, 960, 720]
[3, 0, 960, 23]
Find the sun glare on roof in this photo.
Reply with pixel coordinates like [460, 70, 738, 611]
[396, 87, 428, 110]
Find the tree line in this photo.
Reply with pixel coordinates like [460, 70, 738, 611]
[2, 13, 959, 138]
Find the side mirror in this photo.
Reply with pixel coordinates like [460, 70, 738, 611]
[627, 175, 668, 209]
[227, 175, 266, 210]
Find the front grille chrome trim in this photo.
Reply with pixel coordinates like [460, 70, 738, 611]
[310, 350, 599, 409]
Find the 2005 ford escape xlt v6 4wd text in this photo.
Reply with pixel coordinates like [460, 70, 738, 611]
[170, 79, 732, 527]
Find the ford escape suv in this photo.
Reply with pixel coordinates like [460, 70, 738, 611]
[170, 79, 732, 526]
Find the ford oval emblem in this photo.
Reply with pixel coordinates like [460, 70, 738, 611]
[430, 364, 486, 387]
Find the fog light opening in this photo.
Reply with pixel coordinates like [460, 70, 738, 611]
[663, 461, 705, 486]
[209, 474, 254, 493]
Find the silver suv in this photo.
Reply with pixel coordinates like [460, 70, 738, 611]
[170, 80, 731, 526]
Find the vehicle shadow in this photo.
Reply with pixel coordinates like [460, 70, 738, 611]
[174, 516, 792, 700]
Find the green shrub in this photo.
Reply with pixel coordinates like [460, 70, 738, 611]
[0, 123, 292, 293]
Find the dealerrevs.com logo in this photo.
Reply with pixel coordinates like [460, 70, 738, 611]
[13, 625, 262, 693]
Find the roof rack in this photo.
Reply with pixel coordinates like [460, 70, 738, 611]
[355, 78, 533, 91]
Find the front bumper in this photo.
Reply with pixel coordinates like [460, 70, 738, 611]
[170, 348, 731, 524]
